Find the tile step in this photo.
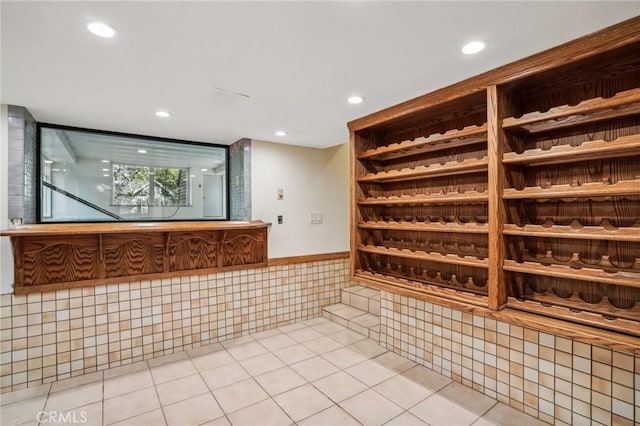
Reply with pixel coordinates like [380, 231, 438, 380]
[341, 285, 380, 316]
[322, 303, 380, 341]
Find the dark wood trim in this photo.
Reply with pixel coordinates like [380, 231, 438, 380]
[268, 251, 349, 267]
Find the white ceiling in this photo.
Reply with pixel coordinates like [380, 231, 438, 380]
[2, 1, 638, 148]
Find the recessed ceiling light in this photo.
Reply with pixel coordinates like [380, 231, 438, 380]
[102, 168, 109, 172]
[155, 111, 171, 118]
[86, 21, 116, 38]
[347, 96, 364, 104]
[137, 149, 147, 154]
[52, 169, 60, 172]
[200, 168, 208, 172]
[44, 160, 53, 164]
[103, 174, 109, 177]
[101, 160, 110, 163]
[275, 130, 287, 137]
[462, 40, 486, 55]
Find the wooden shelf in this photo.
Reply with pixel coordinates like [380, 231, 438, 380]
[358, 157, 488, 183]
[358, 191, 489, 206]
[358, 124, 487, 161]
[358, 244, 488, 268]
[507, 297, 640, 337]
[502, 88, 640, 134]
[503, 259, 640, 288]
[502, 134, 640, 166]
[355, 269, 489, 307]
[503, 178, 640, 200]
[358, 220, 488, 234]
[503, 221, 640, 242]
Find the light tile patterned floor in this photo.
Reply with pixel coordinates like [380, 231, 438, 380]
[0, 317, 547, 426]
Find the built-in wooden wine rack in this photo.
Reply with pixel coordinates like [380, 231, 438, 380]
[349, 17, 640, 338]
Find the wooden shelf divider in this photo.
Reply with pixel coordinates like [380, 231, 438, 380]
[503, 222, 640, 242]
[358, 157, 488, 183]
[502, 134, 640, 166]
[358, 191, 489, 206]
[358, 220, 488, 234]
[358, 244, 488, 268]
[502, 88, 640, 133]
[358, 124, 487, 161]
[503, 178, 640, 200]
[503, 259, 640, 288]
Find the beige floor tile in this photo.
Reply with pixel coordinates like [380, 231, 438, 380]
[287, 327, 324, 343]
[255, 367, 307, 396]
[191, 349, 236, 372]
[302, 336, 344, 355]
[311, 320, 347, 336]
[346, 359, 396, 387]
[278, 322, 306, 333]
[147, 351, 189, 367]
[409, 394, 479, 426]
[402, 365, 452, 392]
[186, 342, 223, 357]
[163, 393, 224, 426]
[45, 381, 102, 413]
[228, 398, 292, 426]
[303, 317, 331, 327]
[482, 402, 547, 426]
[104, 369, 155, 399]
[55, 401, 102, 426]
[313, 371, 367, 403]
[274, 384, 333, 422]
[383, 411, 428, 426]
[50, 371, 104, 393]
[240, 352, 285, 376]
[103, 361, 150, 380]
[156, 373, 210, 406]
[221, 335, 255, 348]
[341, 388, 403, 426]
[201, 416, 231, 426]
[298, 405, 360, 426]
[322, 347, 368, 369]
[104, 386, 161, 425]
[0, 382, 50, 406]
[349, 339, 387, 358]
[212, 378, 268, 413]
[291, 356, 340, 382]
[251, 328, 282, 340]
[472, 419, 498, 426]
[226, 341, 268, 361]
[201, 362, 250, 390]
[258, 333, 298, 352]
[351, 313, 379, 328]
[111, 408, 166, 426]
[373, 375, 434, 409]
[328, 329, 366, 345]
[1, 395, 48, 425]
[373, 351, 416, 374]
[439, 382, 496, 416]
[151, 359, 197, 384]
[273, 344, 317, 365]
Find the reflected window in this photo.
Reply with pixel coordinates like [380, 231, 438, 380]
[38, 124, 228, 222]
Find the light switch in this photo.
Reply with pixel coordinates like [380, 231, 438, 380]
[277, 188, 284, 200]
[309, 212, 323, 224]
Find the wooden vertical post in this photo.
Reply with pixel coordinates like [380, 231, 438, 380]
[487, 85, 508, 310]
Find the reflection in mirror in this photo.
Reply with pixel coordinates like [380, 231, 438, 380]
[39, 125, 228, 222]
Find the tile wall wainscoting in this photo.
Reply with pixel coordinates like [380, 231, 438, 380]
[0, 258, 350, 393]
[378, 291, 640, 426]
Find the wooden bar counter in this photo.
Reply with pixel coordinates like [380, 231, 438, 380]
[0, 221, 271, 294]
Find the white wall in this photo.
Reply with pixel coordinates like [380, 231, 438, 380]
[0, 105, 14, 294]
[251, 140, 350, 258]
